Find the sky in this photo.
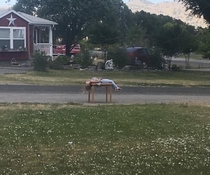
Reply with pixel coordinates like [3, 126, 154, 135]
[0, 0, 174, 8]
[0, 0, 17, 7]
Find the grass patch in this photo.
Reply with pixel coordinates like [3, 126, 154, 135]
[0, 103, 210, 174]
[0, 69, 210, 87]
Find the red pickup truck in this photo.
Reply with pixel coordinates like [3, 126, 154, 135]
[53, 44, 81, 56]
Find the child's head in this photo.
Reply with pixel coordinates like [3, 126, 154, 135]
[85, 80, 91, 91]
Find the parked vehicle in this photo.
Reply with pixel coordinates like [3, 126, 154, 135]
[126, 47, 150, 66]
[53, 44, 81, 56]
[53, 45, 65, 55]
[70, 44, 81, 55]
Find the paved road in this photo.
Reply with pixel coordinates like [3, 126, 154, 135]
[0, 84, 209, 105]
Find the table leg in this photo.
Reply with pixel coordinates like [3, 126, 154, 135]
[92, 86, 94, 103]
[106, 86, 108, 102]
[110, 86, 112, 102]
[88, 90, 90, 102]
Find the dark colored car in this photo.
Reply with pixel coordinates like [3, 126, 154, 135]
[126, 47, 150, 66]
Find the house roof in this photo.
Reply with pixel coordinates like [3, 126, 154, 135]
[0, 9, 57, 25]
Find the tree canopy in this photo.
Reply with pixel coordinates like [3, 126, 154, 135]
[197, 28, 210, 59]
[178, 0, 210, 25]
[6, 0, 209, 60]
[10, 0, 127, 55]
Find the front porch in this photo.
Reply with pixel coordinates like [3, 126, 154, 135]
[33, 25, 53, 57]
[34, 43, 51, 56]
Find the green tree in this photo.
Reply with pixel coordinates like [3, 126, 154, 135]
[178, 0, 210, 25]
[156, 23, 183, 57]
[87, 2, 132, 58]
[180, 26, 197, 56]
[9, 0, 41, 15]
[179, 26, 197, 67]
[197, 28, 210, 59]
[128, 11, 186, 48]
[116, 4, 133, 46]
[156, 23, 198, 68]
[11, 0, 127, 56]
[126, 25, 148, 47]
[87, 20, 120, 57]
[155, 23, 184, 68]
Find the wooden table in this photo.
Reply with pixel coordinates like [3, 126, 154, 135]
[88, 83, 113, 103]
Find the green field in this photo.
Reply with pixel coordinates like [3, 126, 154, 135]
[0, 103, 210, 174]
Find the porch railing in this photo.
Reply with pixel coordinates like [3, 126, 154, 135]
[34, 43, 51, 56]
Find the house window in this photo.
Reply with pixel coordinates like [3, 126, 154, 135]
[0, 27, 26, 51]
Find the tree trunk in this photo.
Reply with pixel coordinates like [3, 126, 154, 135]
[166, 56, 172, 69]
[185, 54, 190, 68]
[65, 33, 74, 56]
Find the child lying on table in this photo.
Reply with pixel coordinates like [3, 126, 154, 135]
[85, 77, 121, 92]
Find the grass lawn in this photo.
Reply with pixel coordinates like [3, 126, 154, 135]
[0, 69, 209, 174]
[0, 103, 210, 174]
[0, 69, 210, 87]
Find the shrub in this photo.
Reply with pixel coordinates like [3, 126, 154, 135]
[97, 61, 105, 70]
[49, 55, 70, 70]
[171, 64, 181, 71]
[149, 47, 165, 70]
[48, 60, 63, 70]
[74, 49, 92, 68]
[56, 55, 71, 65]
[202, 51, 210, 59]
[107, 47, 128, 69]
[32, 51, 50, 71]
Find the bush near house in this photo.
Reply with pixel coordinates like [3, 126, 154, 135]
[49, 55, 71, 70]
[32, 51, 50, 71]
